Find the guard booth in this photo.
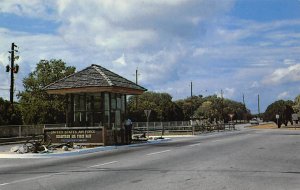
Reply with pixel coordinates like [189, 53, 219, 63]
[44, 64, 146, 146]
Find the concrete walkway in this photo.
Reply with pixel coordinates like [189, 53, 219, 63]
[0, 138, 171, 159]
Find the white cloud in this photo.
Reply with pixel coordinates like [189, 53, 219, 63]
[192, 48, 207, 57]
[251, 81, 260, 88]
[0, 53, 8, 67]
[277, 91, 289, 99]
[263, 64, 300, 85]
[113, 53, 127, 66]
[137, 48, 186, 85]
[1, 0, 300, 113]
[0, 0, 57, 19]
[224, 88, 235, 98]
[0, 27, 83, 99]
[55, 0, 234, 51]
[283, 59, 296, 65]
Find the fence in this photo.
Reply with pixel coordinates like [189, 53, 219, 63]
[132, 121, 236, 136]
[0, 121, 237, 139]
[0, 125, 44, 138]
[44, 123, 67, 128]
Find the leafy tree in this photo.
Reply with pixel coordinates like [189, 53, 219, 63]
[193, 95, 250, 122]
[175, 95, 204, 120]
[195, 100, 214, 120]
[18, 59, 76, 124]
[127, 92, 184, 122]
[0, 98, 22, 125]
[293, 95, 300, 114]
[222, 98, 251, 122]
[263, 100, 294, 128]
[127, 92, 251, 123]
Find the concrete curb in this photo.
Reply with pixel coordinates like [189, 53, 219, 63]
[0, 138, 171, 159]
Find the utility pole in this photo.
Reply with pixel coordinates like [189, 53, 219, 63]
[190, 81, 193, 97]
[242, 94, 245, 105]
[188, 81, 194, 119]
[221, 89, 224, 121]
[135, 67, 140, 109]
[135, 68, 138, 85]
[258, 94, 260, 118]
[221, 89, 223, 99]
[6, 43, 19, 109]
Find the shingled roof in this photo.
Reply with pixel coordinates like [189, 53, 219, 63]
[44, 64, 147, 95]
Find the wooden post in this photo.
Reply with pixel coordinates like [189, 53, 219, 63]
[102, 127, 106, 146]
[19, 125, 22, 137]
[192, 125, 195, 135]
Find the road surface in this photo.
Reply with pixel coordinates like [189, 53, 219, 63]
[0, 126, 299, 190]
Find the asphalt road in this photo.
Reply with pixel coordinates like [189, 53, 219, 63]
[0, 126, 299, 190]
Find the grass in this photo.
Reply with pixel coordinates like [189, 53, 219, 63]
[251, 122, 300, 130]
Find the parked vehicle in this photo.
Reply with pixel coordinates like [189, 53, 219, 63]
[250, 118, 259, 125]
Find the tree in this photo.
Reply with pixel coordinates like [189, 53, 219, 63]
[263, 100, 294, 128]
[0, 97, 22, 125]
[193, 95, 250, 122]
[18, 59, 76, 124]
[222, 98, 251, 122]
[127, 91, 251, 122]
[293, 95, 300, 114]
[175, 95, 204, 120]
[127, 92, 184, 122]
[195, 101, 214, 120]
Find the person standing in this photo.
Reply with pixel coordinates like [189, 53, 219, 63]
[124, 119, 132, 144]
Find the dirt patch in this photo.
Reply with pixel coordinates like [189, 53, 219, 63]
[251, 123, 278, 129]
[251, 123, 300, 130]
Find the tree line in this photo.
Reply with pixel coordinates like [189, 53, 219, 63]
[127, 93, 252, 122]
[0, 59, 298, 126]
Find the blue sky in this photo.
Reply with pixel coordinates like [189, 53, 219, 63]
[1, 0, 300, 114]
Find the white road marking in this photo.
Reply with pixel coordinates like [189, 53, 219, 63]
[0, 174, 54, 187]
[88, 161, 118, 168]
[188, 143, 201, 147]
[146, 150, 171, 156]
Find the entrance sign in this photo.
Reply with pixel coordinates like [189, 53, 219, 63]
[44, 127, 103, 145]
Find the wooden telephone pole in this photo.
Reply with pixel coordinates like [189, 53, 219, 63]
[135, 67, 140, 109]
[6, 43, 19, 109]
